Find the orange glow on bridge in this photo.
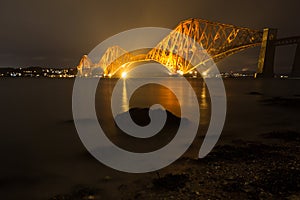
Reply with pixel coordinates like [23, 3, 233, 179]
[77, 18, 263, 77]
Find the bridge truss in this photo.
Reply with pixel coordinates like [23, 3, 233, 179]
[77, 18, 263, 77]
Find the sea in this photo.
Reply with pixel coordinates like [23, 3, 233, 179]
[0, 78, 299, 199]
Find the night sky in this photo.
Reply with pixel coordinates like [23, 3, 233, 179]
[1, 0, 300, 72]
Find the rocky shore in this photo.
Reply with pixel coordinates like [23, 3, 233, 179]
[51, 131, 300, 200]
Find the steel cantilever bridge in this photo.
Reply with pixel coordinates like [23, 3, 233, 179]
[77, 18, 300, 78]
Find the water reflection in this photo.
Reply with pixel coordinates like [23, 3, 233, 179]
[118, 78, 210, 118]
[200, 81, 208, 109]
[122, 80, 129, 112]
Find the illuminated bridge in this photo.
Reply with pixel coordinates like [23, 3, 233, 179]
[77, 18, 300, 78]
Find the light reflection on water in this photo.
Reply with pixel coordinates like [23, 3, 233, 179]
[114, 78, 210, 118]
[122, 79, 129, 112]
[200, 81, 208, 108]
[1, 78, 300, 200]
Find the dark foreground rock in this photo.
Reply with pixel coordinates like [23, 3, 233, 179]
[50, 129, 300, 199]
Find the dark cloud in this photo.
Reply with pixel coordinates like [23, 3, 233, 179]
[0, 0, 300, 70]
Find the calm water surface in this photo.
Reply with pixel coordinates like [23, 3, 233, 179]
[0, 78, 299, 199]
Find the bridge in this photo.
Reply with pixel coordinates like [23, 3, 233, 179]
[77, 18, 300, 78]
[257, 29, 300, 77]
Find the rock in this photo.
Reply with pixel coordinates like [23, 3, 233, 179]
[103, 176, 111, 181]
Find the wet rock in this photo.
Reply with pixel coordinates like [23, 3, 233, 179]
[262, 131, 300, 142]
[152, 173, 189, 191]
[103, 176, 112, 181]
[50, 185, 101, 200]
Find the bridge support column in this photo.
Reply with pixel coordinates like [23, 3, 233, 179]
[291, 42, 300, 77]
[256, 28, 278, 78]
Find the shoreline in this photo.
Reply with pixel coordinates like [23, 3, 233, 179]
[50, 131, 300, 200]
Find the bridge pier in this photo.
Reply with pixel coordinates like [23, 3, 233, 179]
[291, 41, 300, 77]
[256, 28, 278, 78]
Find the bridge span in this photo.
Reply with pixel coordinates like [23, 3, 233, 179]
[77, 18, 300, 78]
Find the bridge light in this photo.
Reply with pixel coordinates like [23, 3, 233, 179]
[177, 70, 184, 76]
[121, 72, 127, 79]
